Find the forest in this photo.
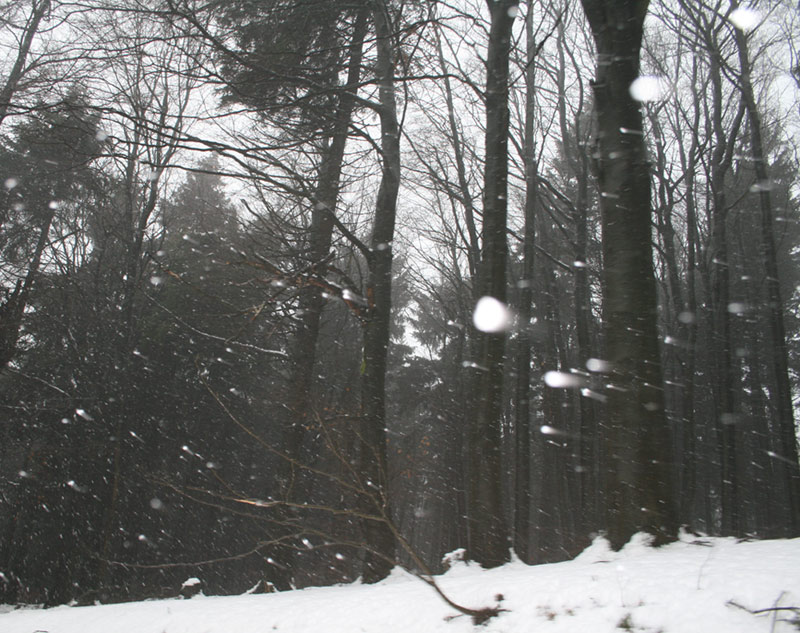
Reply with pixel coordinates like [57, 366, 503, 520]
[0, 0, 799, 607]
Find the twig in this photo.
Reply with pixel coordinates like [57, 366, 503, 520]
[727, 595, 800, 633]
[144, 291, 288, 358]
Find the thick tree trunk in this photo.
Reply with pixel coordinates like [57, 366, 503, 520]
[580, 0, 677, 548]
[466, 0, 517, 569]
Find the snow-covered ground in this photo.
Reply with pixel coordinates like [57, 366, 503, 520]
[2, 533, 798, 632]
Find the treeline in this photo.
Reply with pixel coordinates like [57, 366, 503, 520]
[0, 0, 799, 607]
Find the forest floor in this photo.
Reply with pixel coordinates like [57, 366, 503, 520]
[1, 533, 798, 632]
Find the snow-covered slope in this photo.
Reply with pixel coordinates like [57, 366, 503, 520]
[2, 534, 798, 632]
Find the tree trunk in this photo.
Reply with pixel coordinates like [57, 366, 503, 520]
[555, 12, 599, 536]
[0, 0, 50, 127]
[674, 49, 702, 528]
[733, 17, 800, 534]
[0, 209, 54, 367]
[466, 0, 517, 568]
[358, 0, 401, 583]
[707, 45, 744, 535]
[579, 0, 677, 548]
[282, 8, 367, 499]
[513, 2, 537, 564]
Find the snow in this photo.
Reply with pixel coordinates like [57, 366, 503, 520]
[180, 578, 201, 588]
[2, 535, 798, 632]
[472, 296, 512, 333]
[586, 358, 612, 373]
[544, 370, 586, 389]
[729, 7, 761, 31]
[629, 76, 669, 102]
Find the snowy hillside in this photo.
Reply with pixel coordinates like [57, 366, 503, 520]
[2, 534, 798, 633]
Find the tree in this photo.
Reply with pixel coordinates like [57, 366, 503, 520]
[4, 0, 800, 607]
[172, 2, 371, 533]
[729, 0, 800, 534]
[0, 94, 102, 367]
[0, 0, 51, 126]
[511, 0, 538, 564]
[465, 0, 518, 568]
[162, 156, 238, 237]
[0, 96, 103, 604]
[355, 0, 405, 584]
[578, 0, 677, 547]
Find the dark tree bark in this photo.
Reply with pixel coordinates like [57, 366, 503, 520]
[0, 0, 50, 127]
[0, 209, 53, 367]
[579, 0, 677, 548]
[732, 14, 800, 534]
[282, 7, 367, 499]
[466, 0, 517, 568]
[555, 11, 599, 536]
[672, 48, 703, 528]
[706, 40, 745, 535]
[358, 0, 401, 583]
[512, 2, 538, 565]
[572, 152, 599, 535]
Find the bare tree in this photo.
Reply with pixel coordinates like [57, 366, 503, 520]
[465, 0, 518, 568]
[0, 0, 51, 126]
[579, 0, 677, 547]
[729, 0, 800, 534]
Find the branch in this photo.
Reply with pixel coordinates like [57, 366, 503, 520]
[143, 291, 289, 359]
[317, 201, 372, 261]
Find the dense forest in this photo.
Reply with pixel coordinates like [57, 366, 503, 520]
[0, 0, 799, 607]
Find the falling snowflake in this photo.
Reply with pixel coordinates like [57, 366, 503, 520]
[472, 296, 512, 333]
[729, 6, 760, 31]
[629, 76, 669, 102]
